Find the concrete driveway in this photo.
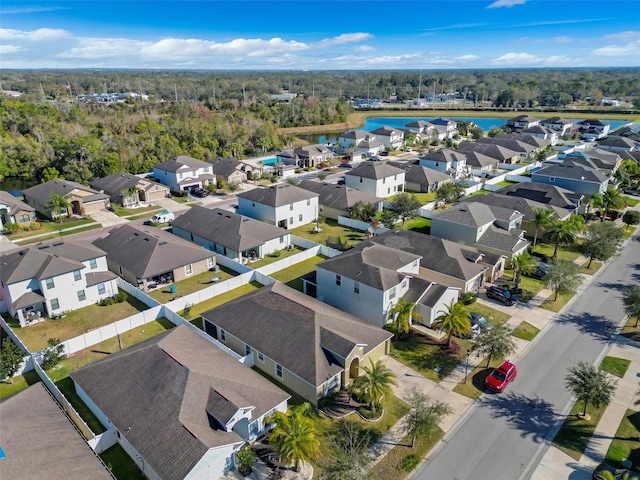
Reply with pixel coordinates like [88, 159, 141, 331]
[90, 210, 128, 227]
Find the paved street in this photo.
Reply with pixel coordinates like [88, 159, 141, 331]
[410, 233, 640, 480]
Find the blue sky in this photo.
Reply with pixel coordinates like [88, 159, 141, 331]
[1, 0, 639, 69]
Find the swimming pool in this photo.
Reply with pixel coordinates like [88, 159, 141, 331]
[262, 157, 278, 166]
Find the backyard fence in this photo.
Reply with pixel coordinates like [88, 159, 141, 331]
[337, 215, 390, 236]
[291, 235, 342, 257]
[255, 246, 323, 277]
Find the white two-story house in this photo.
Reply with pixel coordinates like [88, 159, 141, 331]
[152, 155, 215, 192]
[419, 148, 468, 178]
[236, 184, 319, 229]
[540, 116, 574, 137]
[338, 130, 375, 149]
[430, 117, 458, 139]
[0, 240, 118, 327]
[369, 126, 405, 150]
[344, 161, 406, 198]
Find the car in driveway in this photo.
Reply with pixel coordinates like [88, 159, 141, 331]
[526, 261, 549, 280]
[484, 360, 517, 392]
[592, 463, 640, 479]
[191, 188, 209, 198]
[470, 312, 492, 331]
[486, 286, 518, 306]
[454, 319, 481, 339]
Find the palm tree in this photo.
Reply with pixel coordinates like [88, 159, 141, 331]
[389, 298, 422, 337]
[432, 301, 470, 347]
[269, 403, 320, 472]
[588, 191, 604, 220]
[531, 207, 554, 247]
[545, 218, 578, 259]
[602, 186, 625, 220]
[512, 252, 538, 289]
[46, 193, 71, 222]
[352, 359, 398, 412]
[121, 185, 141, 207]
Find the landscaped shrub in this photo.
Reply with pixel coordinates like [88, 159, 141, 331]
[460, 291, 477, 305]
[41, 338, 65, 369]
[400, 454, 422, 472]
[97, 291, 128, 306]
[357, 405, 382, 420]
[3, 223, 19, 234]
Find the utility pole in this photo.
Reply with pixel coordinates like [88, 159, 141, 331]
[417, 70, 422, 103]
[174, 84, 178, 102]
[242, 83, 246, 103]
[432, 79, 436, 110]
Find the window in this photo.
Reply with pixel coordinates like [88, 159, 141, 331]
[50, 298, 60, 310]
[245, 344, 251, 355]
[402, 278, 408, 288]
[307, 198, 310, 206]
[178, 172, 183, 180]
[73, 270, 82, 281]
[388, 188, 391, 194]
[45, 278, 55, 289]
[289, 203, 294, 211]
[289, 217, 293, 225]
[220, 329, 226, 342]
[336, 275, 341, 286]
[185, 264, 193, 276]
[389, 287, 396, 300]
[354, 282, 360, 294]
[279, 235, 284, 243]
[252, 202, 256, 207]
[89, 258, 97, 269]
[77, 290, 86, 301]
[413, 261, 419, 269]
[276, 364, 283, 379]
[98, 283, 106, 295]
[549, 176, 555, 182]
[359, 177, 363, 183]
[258, 352, 264, 362]
[207, 257, 214, 268]
[19, 214, 30, 223]
[298, 214, 302, 222]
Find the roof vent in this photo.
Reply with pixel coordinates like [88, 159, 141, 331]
[159, 241, 167, 245]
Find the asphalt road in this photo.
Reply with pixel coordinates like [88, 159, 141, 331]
[411, 233, 640, 480]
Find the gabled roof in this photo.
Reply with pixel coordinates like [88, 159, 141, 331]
[477, 225, 529, 254]
[340, 130, 371, 140]
[0, 190, 35, 215]
[298, 180, 383, 211]
[22, 179, 109, 207]
[610, 125, 640, 139]
[458, 149, 498, 168]
[0, 383, 113, 480]
[278, 144, 332, 160]
[434, 202, 522, 227]
[405, 120, 434, 129]
[496, 132, 551, 149]
[154, 155, 211, 173]
[356, 139, 384, 149]
[201, 283, 392, 387]
[172, 206, 288, 252]
[237, 183, 318, 207]
[477, 136, 537, 154]
[387, 162, 452, 185]
[562, 149, 621, 171]
[70, 326, 289, 480]
[460, 191, 571, 222]
[370, 126, 403, 136]
[541, 116, 573, 125]
[597, 136, 639, 149]
[345, 161, 405, 180]
[508, 114, 539, 123]
[0, 240, 106, 285]
[207, 158, 250, 177]
[522, 125, 555, 135]
[430, 117, 456, 126]
[317, 241, 421, 291]
[497, 182, 581, 209]
[92, 224, 212, 278]
[457, 142, 521, 162]
[90, 172, 145, 195]
[533, 160, 609, 183]
[420, 148, 466, 164]
[577, 119, 607, 127]
[369, 230, 487, 281]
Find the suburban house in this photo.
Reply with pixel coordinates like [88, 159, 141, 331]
[610, 125, 640, 141]
[276, 144, 333, 168]
[520, 125, 559, 145]
[152, 155, 215, 192]
[369, 126, 405, 150]
[354, 138, 385, 157]
[496, 132, 551, 150]
[597, 136, 639, 153]
[343, 161, 405, 198]
[0, 383, 113, 480]
[418, 148, 468, 178]
[208, 158, 254, 186]
[431, 202, 530, 260]
[22, 179, 110, 220]
[70, 325, 290, 480]
[559, 149, 622, 176]
[172, 206, 291, 261]
[476, 136, 538, 159]
[540, 116, 574, 137]
[338, 130, 375, 149]
[457, 141, 521, 164]
[531, 160, 610, 195]
[506, 115, 540, 130]
[430, 117, 458, 139]
[236, 184, 319, 229]
[370, 229, 503, 292]
[404, 120, 436, 137]
[0, 190, 36, 230]
[457, 149, 499, 173]
[92, 224, 215, 292]
[497, 182, 584, 216]
[90, 172, 170, 207]
[0, 240, 118, 326]
[315, 240, 459, 327]
[200, 282, 393, 405]
[316, 241, 422, 325]
[577, 119, 610, 140]
[297, 180, 383, 220]
[387, 161, 452, 193]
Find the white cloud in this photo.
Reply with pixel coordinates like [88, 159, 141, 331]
[57, 38, 152, 59]
[0, 44, 25, 54]
[493, 52, 576, 66]
[592, 39, 640, 56]
[602, 31, 640, 42]
[487, 0, 526, 9]
[457, 54, 480, 61]
[0, 27, 70, 41]
[0, 5, 66, 14]
[314, 33, 372, 48]
[493, 52, 538, 64]
[354, 44, 375, 52]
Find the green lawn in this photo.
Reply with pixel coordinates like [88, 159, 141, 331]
[148, 266, 238, 303]
[190, 281, 263, 317]
[248, 246, 305, 269]
[101, 444, 146, 480]
[6, 217, 98, 240]
[453, 361, 500, 400]
[400, 216, 431, 234]
[467, 302, 512, 325]
[624, 196, 640, 207]
[14, 223, 103, 245]
[503, 269, 546, 303]
[494, 180, 518, 188]
[621, 316, 640, 342]
[0, 370, 41, 400]
[269, 255, 327, 291]
[540, 290, 576, 313]
[403, 191, 437, 204]
[464, 190, 492, 198]
[605, 409, 640, 468]
[531, 242, 581, 262]
[112, 205, 161, 217]
[9, 291, 149, 352]
[512, 321, 540, 341]
[600, 356, 631, 378]
[552, 400, 608, 460]
[291, 218, 367, 249]
[581, 260, 603, 275]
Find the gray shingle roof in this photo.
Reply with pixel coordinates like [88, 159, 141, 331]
[509, 115, 539, 123]
[201, 283, 392, 387]
[598, 136, 639, 149]
[420, 283, 451, 308]
[92, 224, 212, 278]
[0, 190, 35, 216]
[370, 126, 403, 136]
[340, 130, 370, 140]
[461, 192, 570, 222]
[434, 202, 522, 227]
[207, 158, 249, 177]
[297, 180, 383, 211]
[345, 161, 405, 180]
[85, 270, 118, 287]
[477, 225, 529, 254]
[496, 132, 551, 149]
[154, 155, 211, 173]
[90, 172, 144, 196]
[11, 289, 46, 310]
[172, 206, 288, 252]
[369, 230, 487, 281]
[0, 383, 113, 480]
[317, 241, 421, 291]
[70, 325, 289, 480]
[457, 142, 520, 162]
[533, 161, 609, 183]
[237, 183, 318, 207]
[458, 149, 498, 168]
[420, 148, 466, 164]
[387, 162, 452, 186]
[477, 136, 537, 154]
[498, 182, 580, 208]
[22, 179, 109, 207]
[541, 116, 572, 125]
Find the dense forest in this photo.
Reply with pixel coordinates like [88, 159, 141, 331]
[1, 68, 639, 185]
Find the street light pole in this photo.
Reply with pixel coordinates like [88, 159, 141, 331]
[464, 349, 472, 384]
